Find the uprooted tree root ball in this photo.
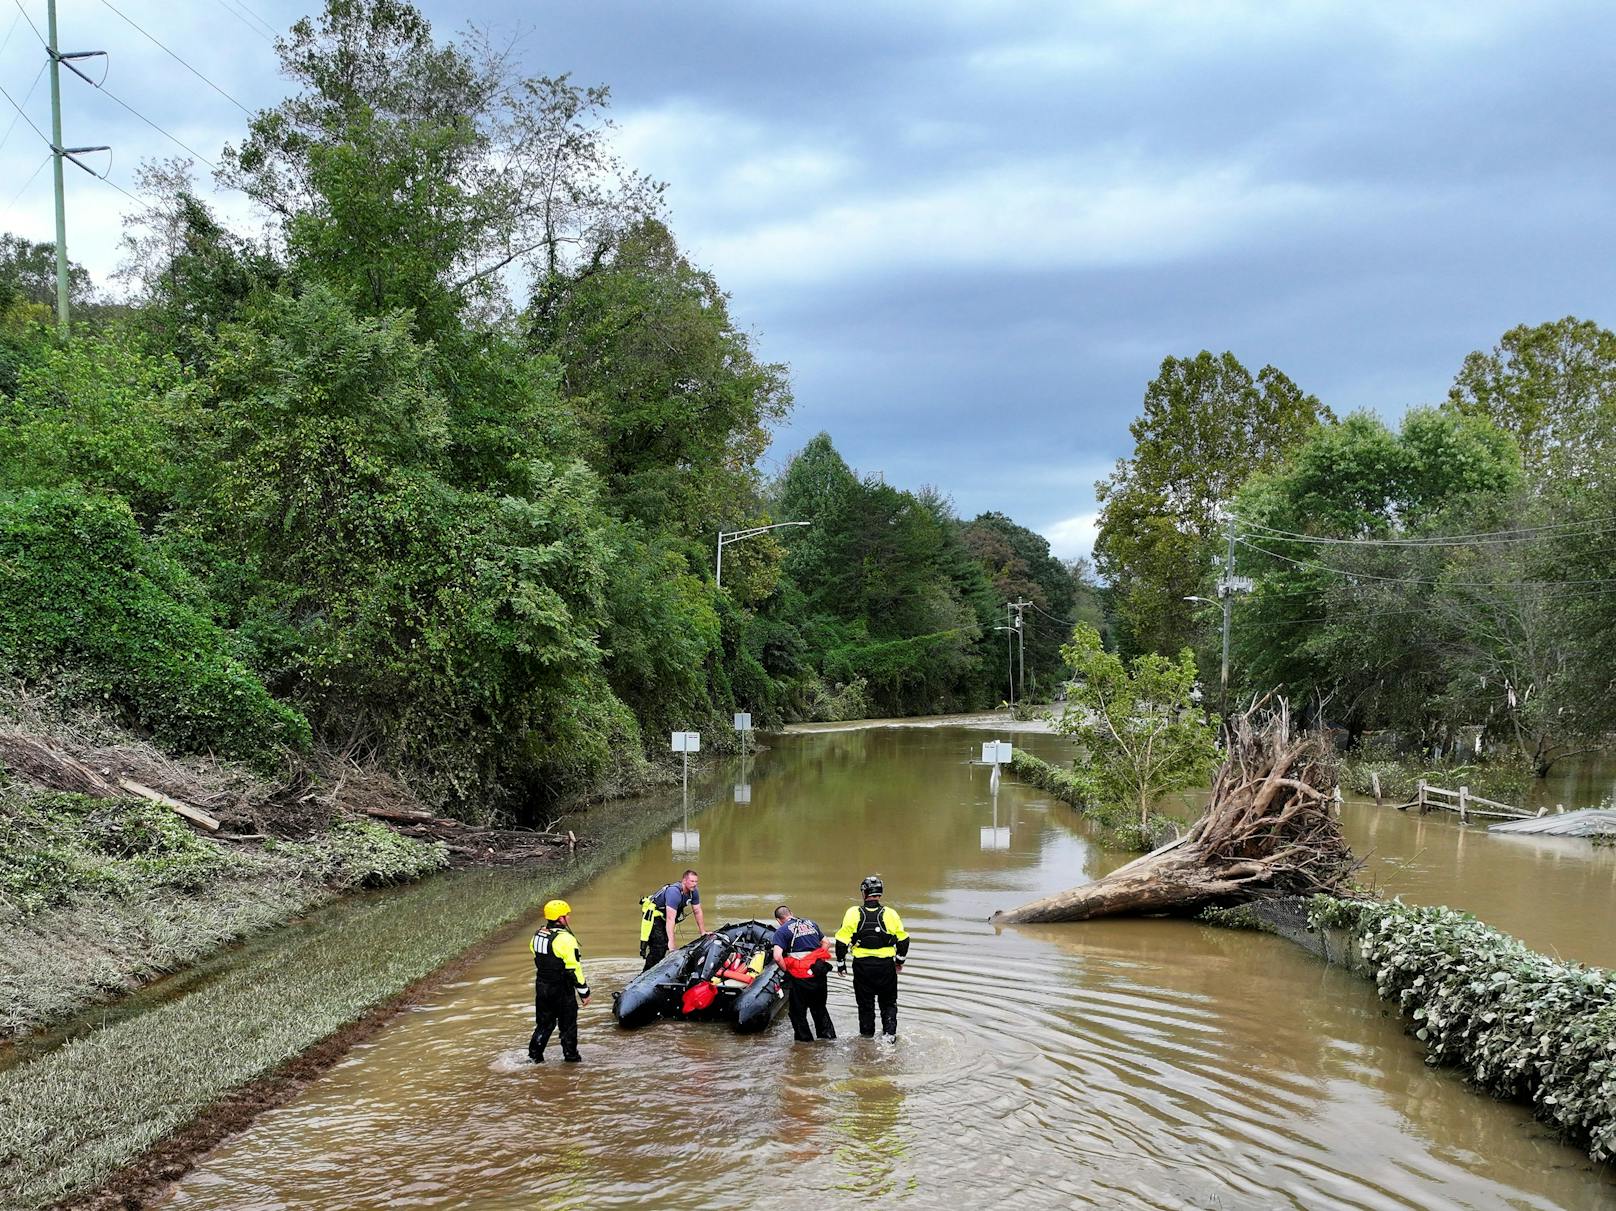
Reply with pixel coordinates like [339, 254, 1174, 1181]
[994, 700, 1361, 924]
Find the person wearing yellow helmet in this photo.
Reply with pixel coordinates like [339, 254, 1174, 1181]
[528, 898, 590, 1063]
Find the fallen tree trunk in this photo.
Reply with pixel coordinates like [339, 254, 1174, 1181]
[994, 701, 1360, 923]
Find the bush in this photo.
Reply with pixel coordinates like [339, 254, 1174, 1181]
[285, 818, 448, 889]
[0, 490, 309, 764]
[1311, 896, 1616, 1161]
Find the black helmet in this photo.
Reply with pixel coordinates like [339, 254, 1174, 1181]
[860, 875, 884, 898]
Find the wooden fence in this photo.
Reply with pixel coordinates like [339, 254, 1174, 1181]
[1386, 779, 1551, 822]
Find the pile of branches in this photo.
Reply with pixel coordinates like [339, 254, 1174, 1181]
[995, 700, 1361, 923]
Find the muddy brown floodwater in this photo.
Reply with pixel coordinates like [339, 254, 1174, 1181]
[162, 727, 1616, 1210]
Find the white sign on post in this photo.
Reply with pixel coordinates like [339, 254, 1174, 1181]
[671, 830, 700, 854]
[981, 740, 1013, 765]
[671, 731, 701, 753]
[733, 712, 752, 732]
[980, 826, 1010, 851]
[733, 783, 751, 804]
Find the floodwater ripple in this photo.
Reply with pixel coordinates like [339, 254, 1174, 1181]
[163, 729, 1615, 1210]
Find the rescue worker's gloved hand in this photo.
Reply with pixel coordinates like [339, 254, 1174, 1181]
[639, 941, 649, 959]
[836, 963, 846, 976]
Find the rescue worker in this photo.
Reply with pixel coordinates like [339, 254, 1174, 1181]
[770, 904, 836, 1043]
[834, 875, 910, 1040]
[528, 899, 590, 1063]
[638, 869, 707, 971]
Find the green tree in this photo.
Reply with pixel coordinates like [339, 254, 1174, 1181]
[1447, 317, 1616, 476]
[221, 0, 658, 338]
[960, 511, 1098, 699]
[1232, 408, 1528, 745]
[1053, 623, 1218, 829]
[1094, 352, 1329, 660]
[529, 219, 791, 535]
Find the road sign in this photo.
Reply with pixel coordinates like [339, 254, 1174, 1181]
[733, 783, 751, 804]
[981, 740, 1013, 765]
[671, 731, 701, 753]
[671, 830, 700, 854]
[733, 712, 752, 732]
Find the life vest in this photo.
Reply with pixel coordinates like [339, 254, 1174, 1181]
[781, 944, 832, 979]
[638, 896, 657, 943]
[852, 904, 896, 952]
[531, 925, 588, 995]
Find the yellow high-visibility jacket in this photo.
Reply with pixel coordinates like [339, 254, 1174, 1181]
[835, 903, 909, 960]
[532, 925, 590, 997]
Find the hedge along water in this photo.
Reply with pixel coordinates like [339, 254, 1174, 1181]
[163, 726, 1614, 1210]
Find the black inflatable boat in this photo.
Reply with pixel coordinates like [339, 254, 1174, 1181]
[613, 920, 787, 1033]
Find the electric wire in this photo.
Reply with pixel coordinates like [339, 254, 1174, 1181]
[8, 0, 41, 47]
[209, 0, 276, 44]
[0, 5, 21, 57]
[1243, 516, 1616, 548]
[227, 0, 278, 38]
[97, 0, 252, 114]
[0, 71, 138, 204]
[2, 148, 48, 209]
[1236, 536, 1616, 590]
[0, 57, 44, 154]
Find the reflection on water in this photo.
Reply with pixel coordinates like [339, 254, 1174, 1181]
[163, 728, 1615, 1210]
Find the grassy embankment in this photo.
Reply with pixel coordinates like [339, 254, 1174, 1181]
[1007, 749, 1181, 851]
[0, 784, 446, 1040]
[0, 780, 698, 1210]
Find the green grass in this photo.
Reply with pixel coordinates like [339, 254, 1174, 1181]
[0, 791, 448, 1039]
[0, 790, 692, 1209]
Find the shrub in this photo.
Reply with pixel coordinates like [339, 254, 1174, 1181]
[1311, 896, 1616, 1161]
[0, 489, 309, 764]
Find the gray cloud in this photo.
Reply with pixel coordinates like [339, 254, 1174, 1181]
[3, 1, 1612, 559]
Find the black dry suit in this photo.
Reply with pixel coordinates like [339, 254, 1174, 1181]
[529, 923, 589, 1063]
[834, 900, 910, 1038]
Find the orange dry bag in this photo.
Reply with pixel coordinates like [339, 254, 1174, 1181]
[780, 944, 832, 979]
[681, 980, 719, 1014]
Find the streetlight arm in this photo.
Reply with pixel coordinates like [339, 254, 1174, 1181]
[716, 521, 811, 588]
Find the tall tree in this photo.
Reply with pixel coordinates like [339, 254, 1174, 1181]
[961, 511, 1098, 699]
[1447, 317, 1616, 477]
[1094, 352, 1329, 660]
[528, 218, 791, 535]
[221, 0, 659, 337]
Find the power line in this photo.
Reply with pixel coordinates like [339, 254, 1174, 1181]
[1237, 536, 1616, 590]
[97, 0, 252, 115]
[89, 80, 218, 168]
[1244, 516, 1616, 548]
[8, 0, 41, 45]
[210, 0, 276, 44]
[0, 57, 45, 154]
[0, 70, 48, 146]
[0, 5, 21, 57]
[3, 149, 49, 209]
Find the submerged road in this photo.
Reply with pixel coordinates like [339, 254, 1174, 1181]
[163, 726, 1616, 1209]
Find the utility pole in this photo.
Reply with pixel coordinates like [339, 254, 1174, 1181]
[1219, 516, 1236, 720]
[1008, 599, 1031, 704]
[46, 0, 68, 332]
[42, 0, 107, 334]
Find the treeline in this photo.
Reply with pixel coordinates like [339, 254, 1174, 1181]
[0, 1, 1092, 820]
[1094, 321, 1616, 775]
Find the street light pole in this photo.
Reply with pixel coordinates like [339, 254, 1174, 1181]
[716, 521, 811, 589]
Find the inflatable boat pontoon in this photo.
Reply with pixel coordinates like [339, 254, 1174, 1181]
[613, 920, 787, 1033]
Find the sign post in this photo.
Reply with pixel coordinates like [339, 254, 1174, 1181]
[733, 712, 752, 758]
[671, 731, 700, 800]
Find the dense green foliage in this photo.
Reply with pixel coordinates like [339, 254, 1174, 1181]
[1100, 316, 1615, 776]
[1094, 351, 1330, 662]
[1310, 896, 1616, 1162]
[1052, 623, 1218, 829]
[0, 0, 1079, 818]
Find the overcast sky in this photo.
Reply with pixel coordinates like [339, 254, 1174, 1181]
[2, 1, 1612, 559]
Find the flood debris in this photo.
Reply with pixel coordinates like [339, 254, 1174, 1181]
[994, 700, 1361, 924]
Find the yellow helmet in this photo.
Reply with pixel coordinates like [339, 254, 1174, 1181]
[543, 899, 572, 921]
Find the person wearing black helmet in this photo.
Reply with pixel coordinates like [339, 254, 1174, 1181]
[833, 875, 910, 1039]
